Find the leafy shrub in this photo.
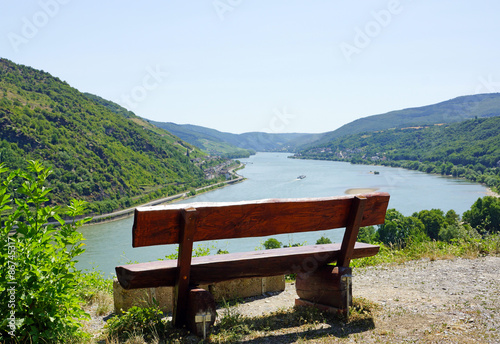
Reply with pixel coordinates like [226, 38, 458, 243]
[357, 226, 377, 244]
[262, 238, 282, 249]
[163, 243, 215, 260]
[316, 236, 332, 244]
[76, 268, 113, 303]
[0, 161, 91, 343]
[438, 223, 480, 243]
[105, 304, 167, 341]
[377, 209, 428, 248]
[463, 196, 500, 234]
[413, 209, 446, 240]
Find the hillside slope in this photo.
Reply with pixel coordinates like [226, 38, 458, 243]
[153, 121, 321, 153]
[152, 121, 256, 158]
[303, 93, 500, 149]
[0, 58, 218, 213]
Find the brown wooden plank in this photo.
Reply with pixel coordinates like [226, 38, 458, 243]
[132, 193, 390, 247]
[296, 266, 353, 309]
[115, 242, 380, 289]
[337, 196, 367, 268]
[173, 208, 197, 328]
[186, 288, 216, 337]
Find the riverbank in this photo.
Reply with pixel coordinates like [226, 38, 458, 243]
[486, 187, 500, 197]
[85, 165, 245, 225]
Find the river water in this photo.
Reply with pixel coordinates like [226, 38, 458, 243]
[77, 152, 489, 275]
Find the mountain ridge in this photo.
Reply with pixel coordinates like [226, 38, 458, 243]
[148, 93, 500, 154]
[305, 93, 500, 149]
[151, 121, 321, 154]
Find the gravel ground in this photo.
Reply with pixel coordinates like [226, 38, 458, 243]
[226, 256, 500, 343]
[87, 257, 500, 343]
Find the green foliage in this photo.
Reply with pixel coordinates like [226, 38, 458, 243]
[163, 243, 217, 260]
[463, 196, 500, 234]
[316, 236, 332, 244]
[105, 304, 167, 342]
[153, 121, 316, 153]
[262, 238, 283, 249]
[377, 209, 428, 248]
[0, 58, 218, 214]
[76, 268, 113, 303]
[304, 93, 500, 148]
[352, 233, 500, 268]
[0, 161, 91, 343]
[445, 209, 461, 226]
[357, 226, 377, 244]
[413, 209, 446, 240]
[438, 222, 480, 243]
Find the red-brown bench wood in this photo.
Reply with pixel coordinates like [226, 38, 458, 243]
[115, 192, 390, 330]
[116, 241, 380, 289]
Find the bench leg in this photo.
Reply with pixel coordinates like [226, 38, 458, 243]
[186, 288, 217, 338]
[295, 266, 352, 313]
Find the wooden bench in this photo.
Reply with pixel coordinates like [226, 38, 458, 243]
[116, 192, 390, 336]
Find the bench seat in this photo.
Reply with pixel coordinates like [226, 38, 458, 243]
[115, 193, 390, 334]
[116, 242, 379, 289]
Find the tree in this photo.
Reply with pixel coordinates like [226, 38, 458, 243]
[463, 196, 500, 234]
[414, 209, 446, 240]
[377, 209, 428, 247]
[444, 209, 460, 226]
[357, 226, 377, 244]
[438, 222, 479, 243]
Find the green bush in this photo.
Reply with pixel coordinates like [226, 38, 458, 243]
[438, 223, 480, 243]
[413, 209, 446, 240]
[262, 238, 282, 249]
[105, 304, 167, 341]
[377, 209, 429, 248]
[316, 236, 332, 244]
[463, 196, 500, 234]
[357, 226, 377, 244]
[0, 161, 91, 343]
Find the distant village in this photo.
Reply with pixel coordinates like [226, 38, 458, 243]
[191, 156, 237, 180]
[295, 147, 387, 162]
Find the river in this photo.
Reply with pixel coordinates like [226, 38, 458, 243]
[77, 152, 489, 275]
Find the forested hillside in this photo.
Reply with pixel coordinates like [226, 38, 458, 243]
[0, 58, 222, 214]
[294, 117, 500, 193]
[302, 93, 500, 149]
[153, 121, 321, 153]
[152, 121, 256, 158]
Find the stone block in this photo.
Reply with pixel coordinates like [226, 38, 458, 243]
[113, 275, 285, 313]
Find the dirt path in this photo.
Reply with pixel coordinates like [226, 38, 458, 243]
[229, 257, 500, 343]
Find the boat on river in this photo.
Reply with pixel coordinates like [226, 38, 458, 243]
[297, 175, 306, 180]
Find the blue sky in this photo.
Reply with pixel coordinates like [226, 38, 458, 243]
[1, 1, 500, 133]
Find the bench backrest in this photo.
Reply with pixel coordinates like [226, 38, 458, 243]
[132, 192, 390, 248]
[129, 192, 389, 327]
